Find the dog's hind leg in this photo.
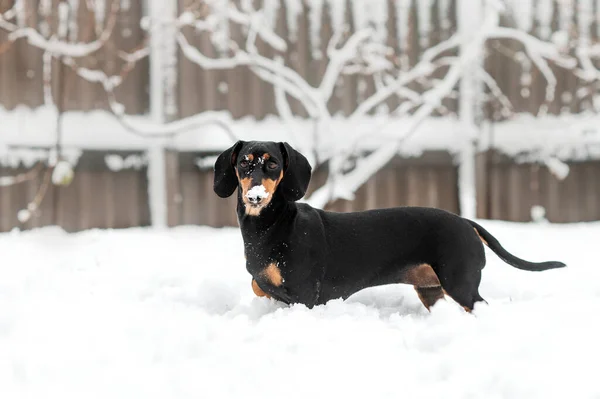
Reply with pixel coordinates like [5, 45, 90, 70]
[438, 266, 486, 312]
[414, 286, 446, 310]
[399, 263, 445, 311]
[434, 229, 488, 312]
[443, 287, 484, 313]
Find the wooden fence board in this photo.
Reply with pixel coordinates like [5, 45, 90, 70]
[481, 150, 600, 223]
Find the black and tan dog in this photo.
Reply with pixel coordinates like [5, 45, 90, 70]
[214, 141, 565, 312]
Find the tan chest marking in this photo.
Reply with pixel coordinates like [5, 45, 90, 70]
[260, 262, 283, 287]
[245, 206, 262, 216]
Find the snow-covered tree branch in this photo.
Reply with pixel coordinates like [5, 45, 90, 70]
[302, 0, 593, 209]
[0, 0, 120, 57]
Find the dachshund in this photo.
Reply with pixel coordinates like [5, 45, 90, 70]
[213, 140, 566, 312]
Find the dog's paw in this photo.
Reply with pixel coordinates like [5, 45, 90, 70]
[272, 285, 294, 305]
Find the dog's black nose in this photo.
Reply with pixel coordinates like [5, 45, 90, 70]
[245, 185, 269, 205]
[247, 194, 263, 205]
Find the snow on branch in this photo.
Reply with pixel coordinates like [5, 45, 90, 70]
[478, 68, 513, 118]
[307, 0, 492, 208]
[62, 43, 151, 92]
[177, 0, 417, 125]
[349, 34, 461, 120]
[307, 43, 479, 208]
[106, 99, 238, 143]
[177, 30, 325, 123]
[320, 28, 376, 101]
[304, 0, 600, 207]
[487, 26, 576, 106]
[0, 0, 120, 58]
[1, 2, 238, 146]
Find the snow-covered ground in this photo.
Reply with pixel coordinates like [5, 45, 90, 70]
[0, 220, 598, 399]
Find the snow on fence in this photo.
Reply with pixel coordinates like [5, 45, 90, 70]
[2, 0, 600, 232]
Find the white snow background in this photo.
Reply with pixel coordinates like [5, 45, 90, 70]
[0, 221, 598, 399]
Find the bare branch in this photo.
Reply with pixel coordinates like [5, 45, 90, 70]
[30, 166, 53, 211]
[42, 50, 53, 106]
[487, 26, 577, 107]
[0, 163, 44, 187]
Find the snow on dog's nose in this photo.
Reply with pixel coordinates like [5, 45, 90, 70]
[246, 185, 269, 205]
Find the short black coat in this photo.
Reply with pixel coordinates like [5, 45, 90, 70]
[214, 141, 565, 310]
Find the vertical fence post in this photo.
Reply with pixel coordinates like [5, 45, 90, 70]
[165, 149, 181, 227]
[146, 0, 178, 228]
[457, 0, 484, 219]
[147, 145, 168, 228]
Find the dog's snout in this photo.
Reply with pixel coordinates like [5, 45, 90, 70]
[247, 193, 263, 205]
[245, 183, 269, 206]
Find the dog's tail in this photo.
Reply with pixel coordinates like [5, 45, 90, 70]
[467, 220, 566, 271]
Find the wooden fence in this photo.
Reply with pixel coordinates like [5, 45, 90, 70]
[477, 152, 600, 223]
[2, 0, 596, 118]
[2, 1, 600, 231]
[3, 149, 599, 233]
[0, 152, 151, 232]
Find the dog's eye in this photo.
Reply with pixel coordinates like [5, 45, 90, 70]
[240, 160, 249, 168]
[267, 161, 278, 170]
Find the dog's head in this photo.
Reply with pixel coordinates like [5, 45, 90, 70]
[213, 141, 312, 216]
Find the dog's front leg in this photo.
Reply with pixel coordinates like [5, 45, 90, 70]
[252, 279, 271, 298]
[251, 277, 293, 304]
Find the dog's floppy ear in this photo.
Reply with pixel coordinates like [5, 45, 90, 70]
[279, 142, 312, 201]
[213, 140, 244, 198]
